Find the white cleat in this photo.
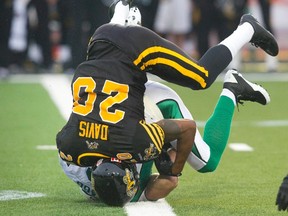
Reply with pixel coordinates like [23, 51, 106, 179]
[223, 69, 270, 105]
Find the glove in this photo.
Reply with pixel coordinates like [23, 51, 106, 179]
[276, 175, 288, 211]
[154, 149, 181, 177]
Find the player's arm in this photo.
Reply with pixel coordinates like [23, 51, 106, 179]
[156, 119, 196, 176]
[145, 81, 211, 171]
[139, 148, 179, 201]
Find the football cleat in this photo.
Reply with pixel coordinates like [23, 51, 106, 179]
[125, 6, 142, 26]
[223, 69, 270, 105]
[239, 14, 279, 56]
[108, 0, 133, 19]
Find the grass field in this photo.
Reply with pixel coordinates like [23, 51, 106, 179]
[0, 74, 287, 216]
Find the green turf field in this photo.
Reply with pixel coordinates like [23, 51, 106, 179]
[0, 75, 287, 215]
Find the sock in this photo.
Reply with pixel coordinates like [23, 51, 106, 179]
[110, 1, 130, 25]
[220, 22, 254, 58]
[198, 95, 235, 173]
[221, 88, 237, 106]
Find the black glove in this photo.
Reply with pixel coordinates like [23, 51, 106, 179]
[154, 149, 181, 177]
[276, 175, 288, 211]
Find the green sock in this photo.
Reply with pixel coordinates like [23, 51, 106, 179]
[199, 95, 235, 173]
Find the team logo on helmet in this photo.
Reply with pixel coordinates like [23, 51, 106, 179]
[123, 168, 138, 197]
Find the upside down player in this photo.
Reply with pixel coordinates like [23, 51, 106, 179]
[57, 0, 278, 206]
[60, 69, 272, 204]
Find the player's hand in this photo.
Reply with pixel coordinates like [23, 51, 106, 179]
[154, 149, 181, 177]
[276, 175, 288, 211]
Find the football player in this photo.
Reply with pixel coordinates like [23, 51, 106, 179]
[57, 0, 278, 206]
[60, 68, 271, 204]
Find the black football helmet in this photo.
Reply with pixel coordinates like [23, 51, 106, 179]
[91, 158, 139, 206]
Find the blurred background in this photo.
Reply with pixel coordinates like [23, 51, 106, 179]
[0, 0, 287, 78]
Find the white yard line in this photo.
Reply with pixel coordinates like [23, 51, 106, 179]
[0, 190, 46, 201]
[39, 74, 73, 120]
[125, 199, 176, 216]
[36, 145, 58, 150]
[40, 74, 177, 216]
[253, 120, 288, 127]
[229, 143, 254, 152]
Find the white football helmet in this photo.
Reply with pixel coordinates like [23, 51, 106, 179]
[125, 6, 142, 26]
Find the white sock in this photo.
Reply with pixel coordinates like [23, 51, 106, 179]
[110, 1, 130, 25]
[138, 190, 149, 201]
[220, 23, 254, 58]
[221, 88, 237, 106]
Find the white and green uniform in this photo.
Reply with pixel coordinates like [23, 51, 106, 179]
[60, 80, 235, 201]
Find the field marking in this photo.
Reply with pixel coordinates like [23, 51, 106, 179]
[196, 120, 288, 128]
[36, 145, 57, 150]
[125, 199, 176, 216]
[229, 143, 254, 152]
[39, 74, 73, 120]
[0, 190, 46, 201]
[7, 73, 288, 84]
[40, 74, 177, 216]
[253, 120, 288, 127]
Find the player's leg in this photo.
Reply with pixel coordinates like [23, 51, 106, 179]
[198, 69, 270, 172]
[197, 89, 235, 172]
[198, 14, 278, 88]
[144, 81, 211, 170]
[144, 76, 269, 173]
[144, 81, 210, 170]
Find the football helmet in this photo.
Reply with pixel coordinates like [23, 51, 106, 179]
[125, 7, 142, 26]
[91, 158, 139, 206]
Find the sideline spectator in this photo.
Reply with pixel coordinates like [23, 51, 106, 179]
[154, 0, 192, 50]
[0, 0, 52, 75]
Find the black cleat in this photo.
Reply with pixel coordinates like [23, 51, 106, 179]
[240, 14, 279, 56]
[108, 0, 133, 19]
[223, 69, 270, 105]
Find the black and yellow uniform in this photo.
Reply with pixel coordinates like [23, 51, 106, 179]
[56, 23, 232, 166]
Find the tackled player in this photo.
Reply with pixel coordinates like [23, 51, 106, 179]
[57, 0, 278, 206]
